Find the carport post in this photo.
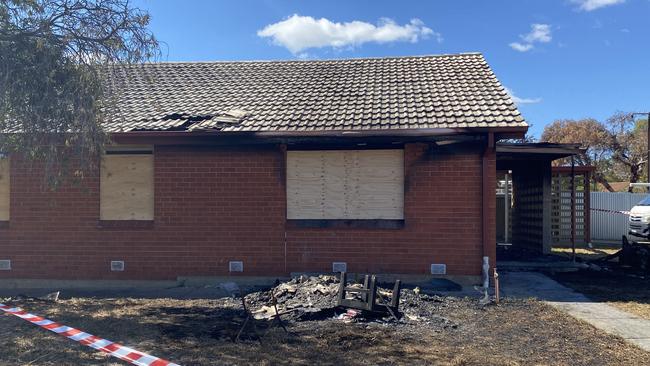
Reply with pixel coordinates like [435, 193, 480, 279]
[571, 156, 576, 262]
[504, 172, 510, 243]
[482, 132, 496, 276]
[584, 170, 591, 245]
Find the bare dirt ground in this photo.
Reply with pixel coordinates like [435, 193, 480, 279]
[2, 283, 649, 366]
[553, 269, 650, 320]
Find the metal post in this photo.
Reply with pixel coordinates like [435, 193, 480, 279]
[504, 172, 510, 243]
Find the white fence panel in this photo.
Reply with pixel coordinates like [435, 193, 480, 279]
[590, 192, 649, 241]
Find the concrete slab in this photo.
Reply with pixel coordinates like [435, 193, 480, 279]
[631, 338, 650, 351]
[0, 279, 179, 289]
[552, 302, 640, 320]
[0, 286, 236, 300]
[499, 260, 588, 271]
[586, 318, 650, 339]
[0, 277, 288, 299]
[502, 271, 650, 353]
[500, 271, 589, 302]
[0, 274, 478, 300]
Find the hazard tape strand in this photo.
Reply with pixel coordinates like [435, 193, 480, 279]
[0, 303, 180, 366]
[590, 208, 630, 216]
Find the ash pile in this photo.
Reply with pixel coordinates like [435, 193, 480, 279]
[245, 275, 340, 321]
[243, 274, 459, 330]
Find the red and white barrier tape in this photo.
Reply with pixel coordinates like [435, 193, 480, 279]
[0, 303, 180, 366]
[590, 208, 631, 215]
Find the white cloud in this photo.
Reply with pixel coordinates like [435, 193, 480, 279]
[522, 24, 552, 43]
[504, 87, 542, 105]
[509, 42, 533, 52]
[257, 14, 440, 54]
[509, 23, 552, 52]
[571, 0, 625, 11]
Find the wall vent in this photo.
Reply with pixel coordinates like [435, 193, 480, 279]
[0, 260, 10, 270]
[229, 261, 243, 272]
[111, 260, 125, 272]
[332, 262, 347, 273]
[430, 264, 447, 275]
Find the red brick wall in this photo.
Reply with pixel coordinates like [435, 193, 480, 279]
[0, 142, 492, 280]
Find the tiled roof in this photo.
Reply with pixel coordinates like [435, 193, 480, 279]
[103, 53, 527, 134]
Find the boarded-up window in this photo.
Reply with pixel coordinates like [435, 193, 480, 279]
[0, 157, 9, 221]
[100, 147, 154, 220]
[287, 149, 404, 220]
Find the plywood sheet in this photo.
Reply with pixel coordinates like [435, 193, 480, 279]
[286, 151, 326, 219]
[0, 158, 10, 221]
[287, 150, 404, 220]
[100, 154, 154, 220]
[351, 150, 404, 219]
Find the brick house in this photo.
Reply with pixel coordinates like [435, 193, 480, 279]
[0, 53, 529, 283]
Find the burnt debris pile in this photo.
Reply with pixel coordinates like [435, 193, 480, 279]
[242, 274, 460, 329]
[245, 275, 340, 321]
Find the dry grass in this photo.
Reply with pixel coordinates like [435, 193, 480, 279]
[1, 296, 649, 365]
[614, 301, 650, 319]
[551, 246, 620, 261]
[553, 270, 650, 320]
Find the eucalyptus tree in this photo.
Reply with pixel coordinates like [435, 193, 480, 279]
[0, 0, 158, 186]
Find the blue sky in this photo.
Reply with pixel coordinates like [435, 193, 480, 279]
[134, 0, 650, 138]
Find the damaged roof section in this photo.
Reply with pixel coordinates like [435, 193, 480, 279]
[117, 109, 251, 132]
[102, 53, 527, 134]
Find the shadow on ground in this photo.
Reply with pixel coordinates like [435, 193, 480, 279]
[552, 269, 650, 319]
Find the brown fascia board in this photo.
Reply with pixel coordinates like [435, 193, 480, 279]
[110, 126, 528, 145]
[496, 144, 584, 156]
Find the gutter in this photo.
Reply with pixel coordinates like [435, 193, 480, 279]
[110, 126, 527, 141]
[249, 126, 527, 138]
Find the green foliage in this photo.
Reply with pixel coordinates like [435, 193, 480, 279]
[0, 0, 158, 187]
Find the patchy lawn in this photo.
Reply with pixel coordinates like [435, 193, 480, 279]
[553, 270, 650, 321]
[1, 295, 649, 365]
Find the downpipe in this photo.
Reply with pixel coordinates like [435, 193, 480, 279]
[480, 256, 490, 304]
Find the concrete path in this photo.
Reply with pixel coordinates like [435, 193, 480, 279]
[501, 271, 650, 352]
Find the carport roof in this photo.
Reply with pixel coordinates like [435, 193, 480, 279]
[497, 142, 584, 161]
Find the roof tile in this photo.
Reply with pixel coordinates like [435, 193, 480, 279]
[103, 53, 527, 133]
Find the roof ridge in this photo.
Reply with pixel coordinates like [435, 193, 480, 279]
[141, 52, 484, 65]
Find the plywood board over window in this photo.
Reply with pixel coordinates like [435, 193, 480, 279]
[0, 157, 10, 221]
[287, 149, 404, 220]
[100, 147, 154, 220]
